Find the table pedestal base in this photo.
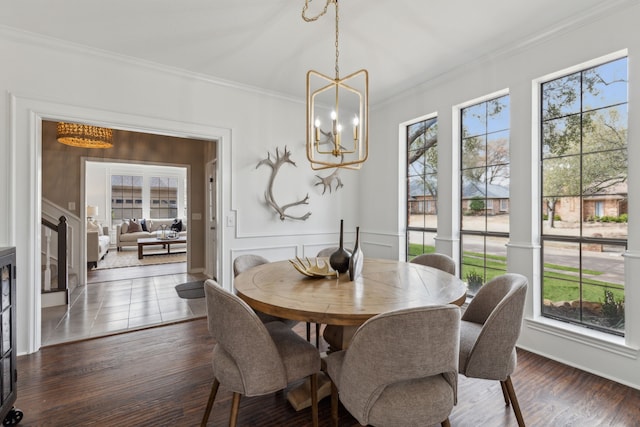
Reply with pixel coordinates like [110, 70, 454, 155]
[323, 325, 358, 351]
[287, 372, 332, 411]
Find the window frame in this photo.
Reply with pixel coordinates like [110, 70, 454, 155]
[405, 115, 439, 261]
[459, 93, 511, 293]
[539, 55, 628, 337]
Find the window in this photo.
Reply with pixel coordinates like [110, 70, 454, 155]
[111, 175, 143, 222]
[541, 57, 628, 336]
[406, 117, 438, 260]
[460, 95, 510, 295]
[150, 176, 178, 219]
[109, 166, 186, 224]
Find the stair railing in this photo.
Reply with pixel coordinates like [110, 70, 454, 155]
[41, 216, 68, 292]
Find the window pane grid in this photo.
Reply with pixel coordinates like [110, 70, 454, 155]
[406, 118, 438, 260]
[460, 95, 510, 292]
[540, 56, 627, 335]
[111, 175, 143, 224]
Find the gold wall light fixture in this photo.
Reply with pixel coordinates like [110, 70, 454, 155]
[57, 122, 113, 148]
[303, 0, 368, 170]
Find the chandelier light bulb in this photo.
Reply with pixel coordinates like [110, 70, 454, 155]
[315, 118, 321, 141]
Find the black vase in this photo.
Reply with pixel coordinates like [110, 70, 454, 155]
[330, 220, 351, 274]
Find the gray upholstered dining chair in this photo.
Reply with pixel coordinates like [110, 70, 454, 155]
[201, 280, 321, 427]
[410, 253, 464, 305]
[458, 273, 528, 427]
[232, 254, 298, 328]
[410, 253, 456, 275]
[324, 305, 461, 427]
[232, 254, 269, 277]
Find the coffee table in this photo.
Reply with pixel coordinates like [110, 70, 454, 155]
[137, 237, 187, 259]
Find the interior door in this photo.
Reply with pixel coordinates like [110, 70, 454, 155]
[206, 161, 218, 279]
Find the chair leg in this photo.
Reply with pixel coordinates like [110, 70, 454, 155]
[315, 323, 320, 348]
[229, 392, 242, 427]
[306, 322, 311, 341]
[441, 418, 451, 427]
[500, 380, 510, 406]
[200, 378, 220, 427]
[330, 379, 339, 427]
[502, 377, 525, 427]
[310, 373, 319, 427]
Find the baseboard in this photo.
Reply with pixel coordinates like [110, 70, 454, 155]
[42, 289, 68, 308]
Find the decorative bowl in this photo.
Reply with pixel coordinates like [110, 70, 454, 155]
[289, 257, 338, 278]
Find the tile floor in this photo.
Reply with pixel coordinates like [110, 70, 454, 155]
[41, 268, 207, 346]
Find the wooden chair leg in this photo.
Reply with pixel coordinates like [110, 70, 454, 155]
[331, 380, 339, 427]
[500, 379, 510, 405]
[315, 323, 320, 348]
[441, 418, 451, 427]
[503, 377, 525, 427]
[229, 392, 241, 427]
[310, 373, 319, 427]
[200, 378, 220, 427]
[306, 322, 311, 341]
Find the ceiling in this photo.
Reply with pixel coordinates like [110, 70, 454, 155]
[0, 1, 631, 104]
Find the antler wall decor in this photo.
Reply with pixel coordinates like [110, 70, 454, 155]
[315, 168, 343, 194]
[313, 128, 345, 194]
[256, 146, 312, 221]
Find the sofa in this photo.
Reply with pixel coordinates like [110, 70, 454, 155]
[116, 218, 187, 250]
[87, 222, 110, 269]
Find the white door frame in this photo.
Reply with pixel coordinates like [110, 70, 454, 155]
[10, 93, 231, 355]
[205, 160, 218, 279]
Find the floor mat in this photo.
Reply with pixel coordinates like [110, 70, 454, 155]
[175, 280, 205, 299]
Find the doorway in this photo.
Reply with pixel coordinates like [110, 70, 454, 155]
[85, 160, 189, 274]
[40, 120, 217, 346]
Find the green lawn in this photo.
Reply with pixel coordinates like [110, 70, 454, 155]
[409, 243, 624, 303]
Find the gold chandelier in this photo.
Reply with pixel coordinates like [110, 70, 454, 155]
[303, 0, 368, 170]
[57, 122, 113, 149]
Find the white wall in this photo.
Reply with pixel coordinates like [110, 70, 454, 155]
[0, 27, 359, 354]
[364, 5, 640, 389]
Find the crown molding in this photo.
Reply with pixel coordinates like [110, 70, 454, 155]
[0, 25, 305, 106]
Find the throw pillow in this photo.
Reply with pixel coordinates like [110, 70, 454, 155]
[170, 219, 183, 232]
[127, 219, 141, 233]
[120, 221, 129, 234]
[87, 220, 99, 232]
[140, 218, 148, 232]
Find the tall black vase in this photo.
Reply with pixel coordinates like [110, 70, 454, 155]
[330, 220, 351, 274]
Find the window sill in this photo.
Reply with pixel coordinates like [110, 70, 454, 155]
[524, 316, 639, 360]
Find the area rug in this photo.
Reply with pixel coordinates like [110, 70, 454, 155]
[175, 280, 205, 299]
[95, 248, 186, 270]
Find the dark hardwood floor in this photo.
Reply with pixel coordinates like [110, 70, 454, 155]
[15, 319, 640, 426]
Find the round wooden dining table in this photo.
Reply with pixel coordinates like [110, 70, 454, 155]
[234, 257, 467, 411]
[234, 257, 467, 327]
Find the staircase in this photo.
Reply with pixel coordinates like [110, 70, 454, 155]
[41, 259, 77, 308]
[41, 215, 71, 308]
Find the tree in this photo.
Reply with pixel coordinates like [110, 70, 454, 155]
[542, 60, 628, 227]
[408, 118, 438, 200]
[469, 197, 485, 214]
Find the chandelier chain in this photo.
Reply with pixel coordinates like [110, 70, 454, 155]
[302, 0, 340, 79]
[301, 0, 334, 22]
[334, 1, 339, 79]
